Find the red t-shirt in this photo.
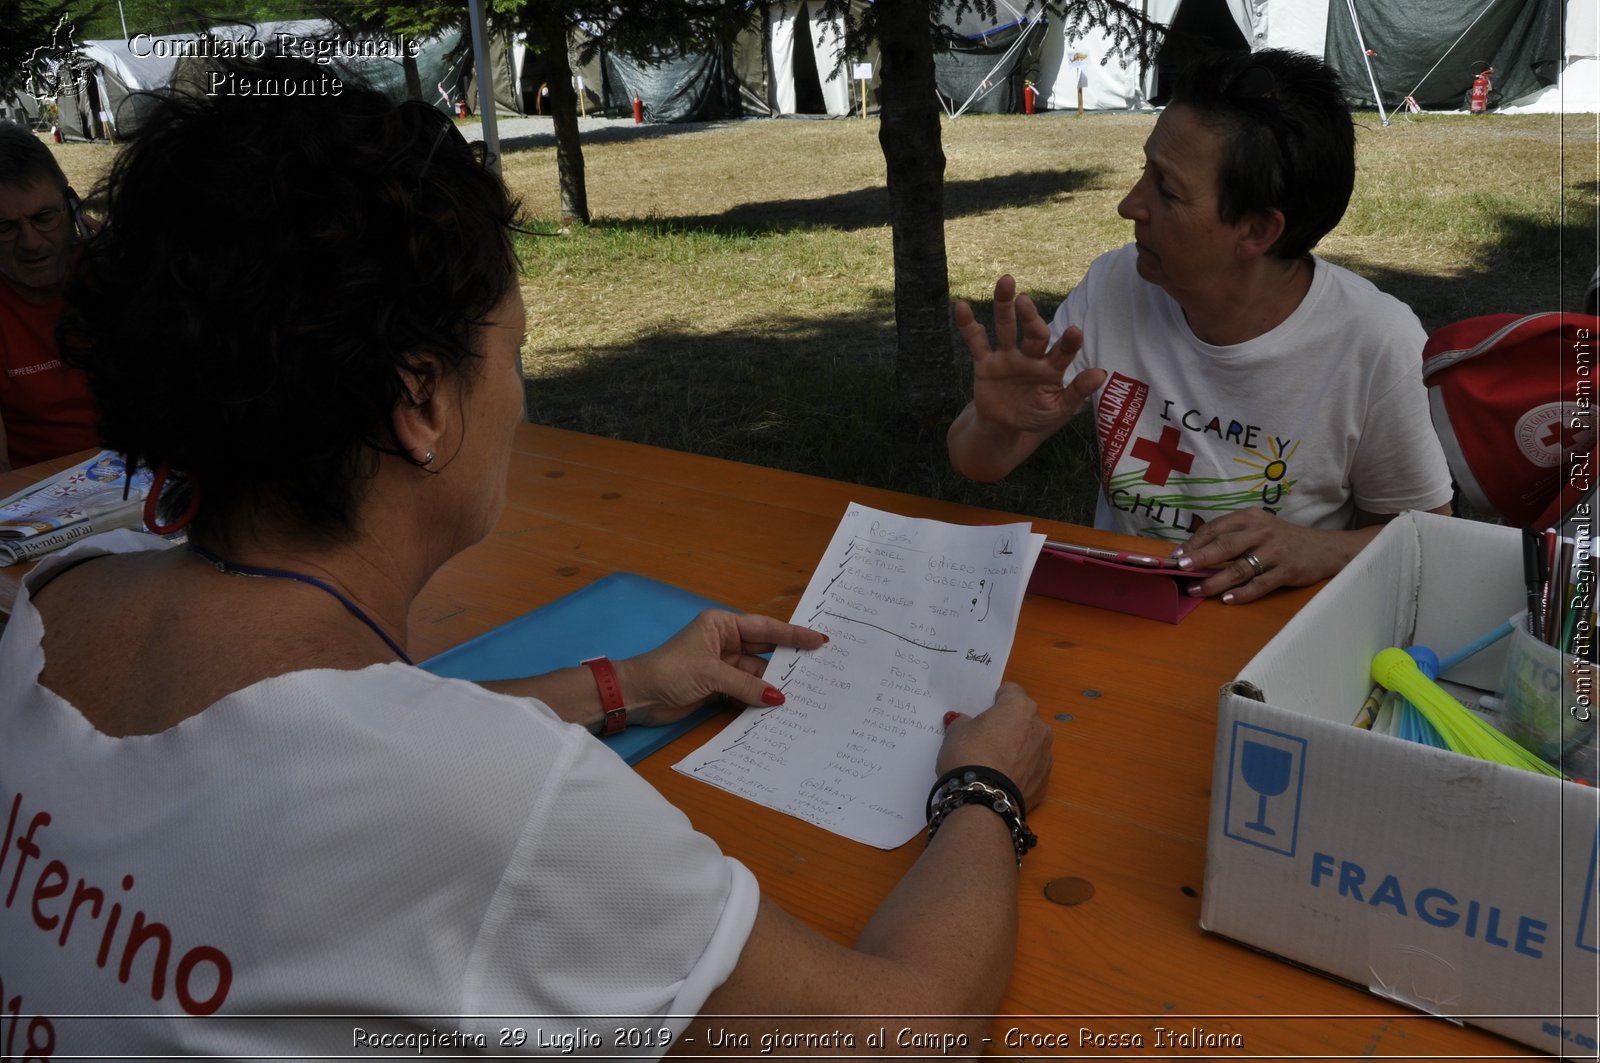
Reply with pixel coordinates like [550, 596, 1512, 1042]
[0, 279, 97, 468]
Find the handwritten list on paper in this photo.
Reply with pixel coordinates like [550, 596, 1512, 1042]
[673, 503, 1044, 848]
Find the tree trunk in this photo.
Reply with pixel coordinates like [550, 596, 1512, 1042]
[527, 7, 590, 226]
[401, 52, 423, 100]
[874, 0, 954, 429]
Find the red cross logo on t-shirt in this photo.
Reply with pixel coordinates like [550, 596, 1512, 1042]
[1130, 426, 1195, 487]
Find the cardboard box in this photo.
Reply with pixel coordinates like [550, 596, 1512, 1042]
[1204, 512, 1599, 1056]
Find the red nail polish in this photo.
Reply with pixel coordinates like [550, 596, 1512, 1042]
[761, 687, 786, 706]
[943, 711, 960, 727]
[820, 633, 830, 643]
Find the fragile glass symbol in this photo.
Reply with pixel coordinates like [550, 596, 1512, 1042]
[1240, 740, 1292, 835]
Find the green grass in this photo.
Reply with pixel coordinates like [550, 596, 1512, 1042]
[503, 110, 1594, 526]
[56, 110, 1593, 526]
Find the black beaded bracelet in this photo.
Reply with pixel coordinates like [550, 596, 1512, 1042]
[925, 765, 1037, 866]
[926, 765, 1028, 821]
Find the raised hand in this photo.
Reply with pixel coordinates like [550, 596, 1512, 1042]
[948, 275, 1106, 482]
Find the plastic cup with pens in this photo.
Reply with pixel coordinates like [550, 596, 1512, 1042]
[1494, 610, 1597, 780]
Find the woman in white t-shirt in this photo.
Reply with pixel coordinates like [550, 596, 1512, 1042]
[2, 54, 1052, 1057]
[948, 49, 1454, 604]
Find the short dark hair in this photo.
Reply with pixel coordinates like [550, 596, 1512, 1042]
[60, 55, 521, 543]
[0, 121, 70, 193]
[1169, 48, 1355, 260]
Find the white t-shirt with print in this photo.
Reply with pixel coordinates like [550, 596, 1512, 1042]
[0, 531, 757, 1058]
[1049, 244, 1453, 542]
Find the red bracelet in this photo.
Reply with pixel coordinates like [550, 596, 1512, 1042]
[582, 656, 627, 736]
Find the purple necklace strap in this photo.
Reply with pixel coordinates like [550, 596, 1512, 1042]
[189, 545, 414, 666]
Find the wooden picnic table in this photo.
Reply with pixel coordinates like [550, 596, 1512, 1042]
[0, 424, 1527, 1057]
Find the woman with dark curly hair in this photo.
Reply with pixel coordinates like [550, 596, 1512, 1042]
[0, 56, 1052, 1056]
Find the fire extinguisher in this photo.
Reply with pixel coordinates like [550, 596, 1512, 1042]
[1024, 82, 1036, 114]
[1469, 66, 1493, 113]
[631, 93, 643, 124]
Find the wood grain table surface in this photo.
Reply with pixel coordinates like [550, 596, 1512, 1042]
[0, 425, 1532, 1058]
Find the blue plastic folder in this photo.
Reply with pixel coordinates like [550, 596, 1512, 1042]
[419, 572, 728, 765]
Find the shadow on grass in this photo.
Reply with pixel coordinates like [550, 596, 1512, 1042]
[496, 118, 759, 153]
[1331, 189, 1597, 330]
[519, 161, 1595, 525]
[580, 167, 1104, 235]
[522, 298, 1102, 524]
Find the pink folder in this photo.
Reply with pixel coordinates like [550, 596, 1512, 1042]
[1027, 544, 1210, 624]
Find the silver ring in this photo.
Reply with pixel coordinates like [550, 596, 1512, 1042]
[1242, 551, 1265, 579]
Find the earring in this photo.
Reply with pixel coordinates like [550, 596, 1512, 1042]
[422, 451, 436, 467]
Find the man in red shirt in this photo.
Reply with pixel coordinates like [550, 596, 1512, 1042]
[0, 123, 98, 471]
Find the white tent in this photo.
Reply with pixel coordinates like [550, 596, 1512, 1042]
[1033, 0, 1597, 113]
[767, 0, 854, 115]
[1036, 0, 1175, 111]
[51, 20, 468, 141]
[1035, 0, 1358, 112]
[766, 0, 1045, 118]
[1501, 57, 1600, 111]
[1499, 0, 1598, 112]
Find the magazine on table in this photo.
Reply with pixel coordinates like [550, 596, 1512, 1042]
[0, 450, 152, 566]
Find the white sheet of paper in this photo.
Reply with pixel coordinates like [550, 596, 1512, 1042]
[673, 502, 1044, 848]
